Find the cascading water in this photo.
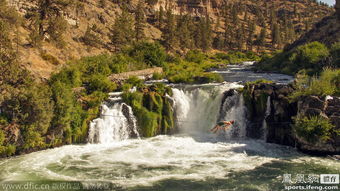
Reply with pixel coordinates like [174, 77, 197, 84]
[88, 94, 139, 144]
[262, 96, 271, 140]
[219, 92, 247, 139]
[171, 83, 245, 138]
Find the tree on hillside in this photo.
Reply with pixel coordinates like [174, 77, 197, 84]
[176, 14, 194, 50]
[247, 20, 256, 51]
[135, 0, 146, 42]
[0, 20, 14, 62]
[272, 23, 281, 48]
[0, 0, 21, 62]
[28, 0, 72, 47]
[158, 6, 164, 29]
[162, 8, 177, 50]
[222, 5, 231, 49]
[255, 27, 266, 51]
[196, 16, 212, 52]
[110, 7, 135, 51]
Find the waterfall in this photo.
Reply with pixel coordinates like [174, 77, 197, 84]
[219, 93, 247, 139]
[262, 96, 271, 140]
[88, 94, 139, 144]
[171, 83, 245, 137]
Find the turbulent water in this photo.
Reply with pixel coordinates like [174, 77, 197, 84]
[0, 65, 339, 191]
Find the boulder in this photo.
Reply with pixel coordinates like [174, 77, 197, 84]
[242, 83, 340, 155]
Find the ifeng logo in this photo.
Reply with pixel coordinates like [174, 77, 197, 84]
[282, 174, 339, 184]
[320, 174, 339, 184]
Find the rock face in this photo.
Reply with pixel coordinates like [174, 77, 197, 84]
[243, 83, 340, 155]
[296, 96, 340, 154]
[243, 83, 297, 145]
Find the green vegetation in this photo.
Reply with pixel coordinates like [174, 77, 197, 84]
[164, 50, 223, 84]
[125, 42, 166, 67]
[122, 84, 175, 137]
[212, 51, 260, 64]
[0, 61, 53, 156]
[290, 68, 340, 100]
[294, 115, 338, 144]
[255, 42, 336, 75]
[41, 52, 60, 65]
[242, 80, 273, 119]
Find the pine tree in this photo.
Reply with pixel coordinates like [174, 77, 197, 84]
[223, 5, 231, 49]
[158, 6, 164, 29]
[0, 20, 14, 62]
[271, 23, 281, 48]
[247, 20, 255, 51]
[178, 14, 195, 50]
[28, 0, 71, 47]
[135, 0, 146, 41]
[162, 8, 177, 50]
[202, 16, 213, 51]
[195, 16, 212, 51]
[110, 7, 135, 51]
[255, 27, 266, 51]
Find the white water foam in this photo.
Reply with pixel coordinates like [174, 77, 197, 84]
[88, 102, 139, 144]
[262, 96, 271, 140]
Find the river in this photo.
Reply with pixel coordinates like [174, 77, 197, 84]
[0, 64, 339, 191]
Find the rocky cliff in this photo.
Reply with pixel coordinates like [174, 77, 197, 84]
[242, 83, 340, 155]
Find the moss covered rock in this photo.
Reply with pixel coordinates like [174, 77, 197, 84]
[122, 84, 175, 137]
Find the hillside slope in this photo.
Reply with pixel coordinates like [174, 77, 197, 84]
[3, 0, 334, 79]
[286, 0, 340, 50]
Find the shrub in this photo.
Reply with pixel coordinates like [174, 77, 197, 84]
[125, 76, 143, 87]
[81, 25, 102, 48]
[0, 129, 5, 146]
[330, 42, 340, 68]
[290, 68, 340, 100]
[185, 50, 206, 64]
[109, 54, 130, 73]
[84, 91, 107, 109]
[21, 125, 45, 150]
[294, 115, 336, 144]
[127, 42, 167, 67]
[0, 145, 16, 157]
[41, 53, 60, 65]
[256, 42, 330, 75]
[86, 74, 117, 93]
[50, 66, 82, 88]
[245, 79, 274, 86]
[152, 72, 164, 80]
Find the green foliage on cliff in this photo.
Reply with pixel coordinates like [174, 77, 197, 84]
[256, 42, 332, 75]
[294, 115, 336, 144]
[290, 68, 340, 100]
[122, 84, 175, 137]
[242, 82, 272, 120]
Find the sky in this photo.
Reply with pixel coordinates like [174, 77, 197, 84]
[319, 0, 335, 5]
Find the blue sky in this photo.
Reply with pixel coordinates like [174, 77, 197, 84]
[319, 0, 335, 5]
